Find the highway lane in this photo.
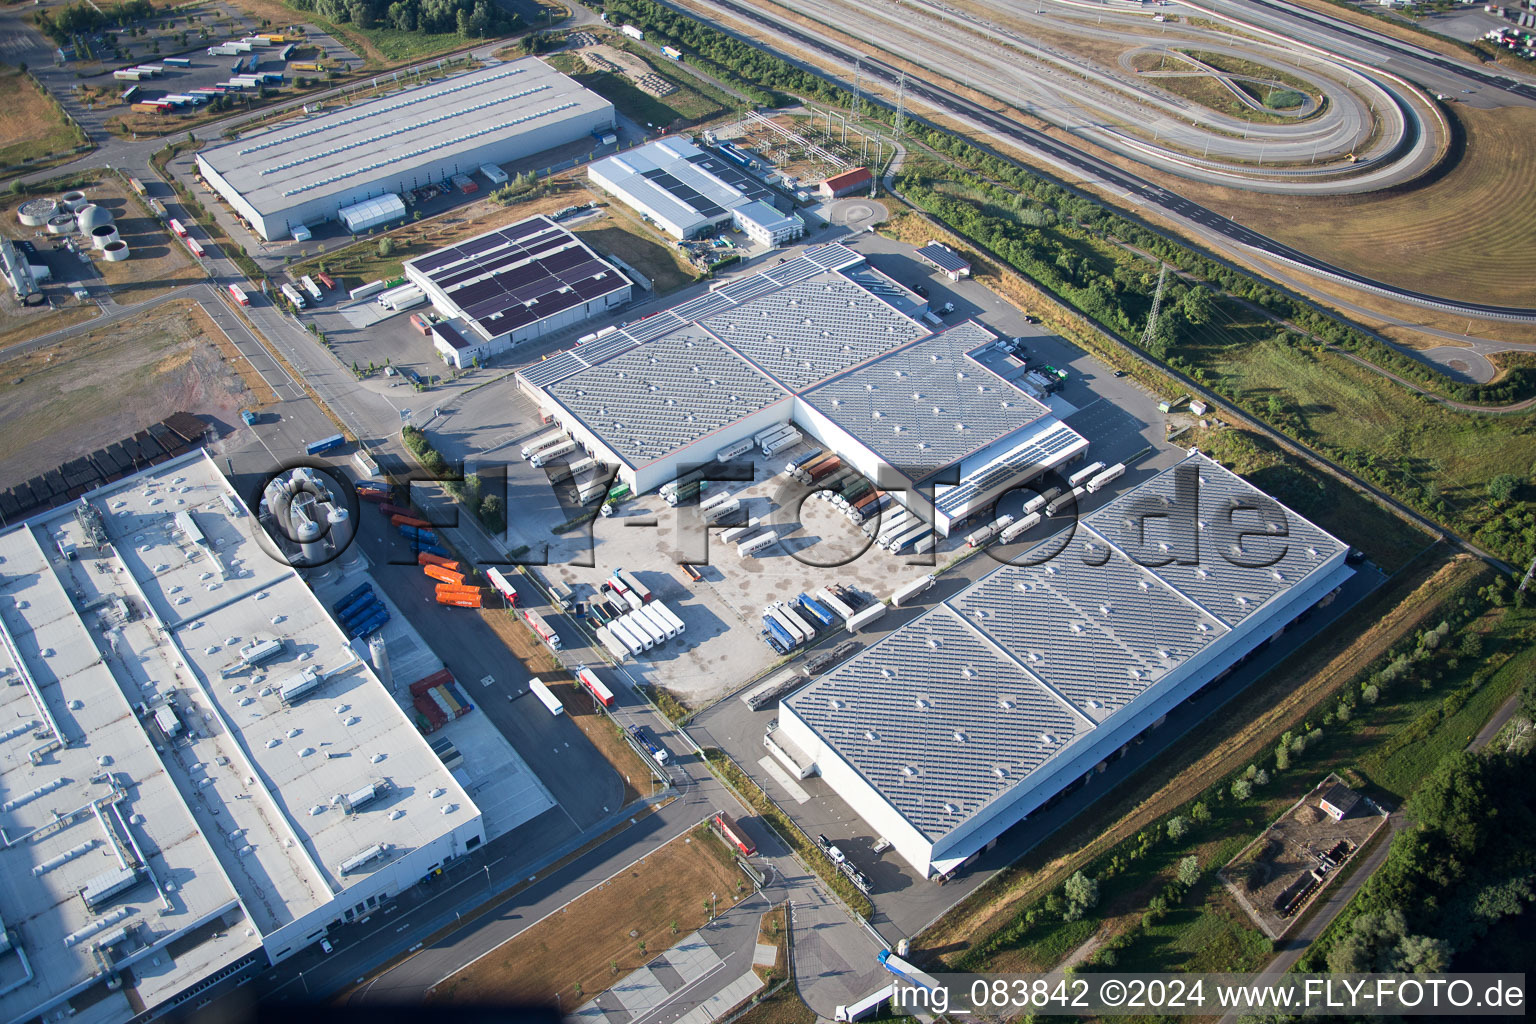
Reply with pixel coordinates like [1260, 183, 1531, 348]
[672, 0, 1536, 321]
[1193, 0, 1536, 103]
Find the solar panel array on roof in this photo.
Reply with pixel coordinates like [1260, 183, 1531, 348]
[405, 215, 628, 341]
[639, 168, 727, 219]
[546, 328, 789, 469]
[683, 151, 775, 206]
[701, 272, 928, 391]
[431, 320, 472, 351]
[801, 324, 1050, 476]
[917, 242, 971, 274]
[786, 452, 1351, 844]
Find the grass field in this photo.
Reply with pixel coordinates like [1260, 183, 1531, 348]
[0, 305, 98, 355]
[0, 65, 86, 171]
[575, 221, 697, 295]
[429, 824, 748, 1006]
[1187, 424, 1432, 573]
[1181, 316, 1536, 559]
[1359, 621, 1535, 797]
[564, 60, 731, 131]
[1172, 103, 1536, 308]
[224, 0, 478, 65]
[1129, 51, 1314, 125]
[0, 299, 265, 488]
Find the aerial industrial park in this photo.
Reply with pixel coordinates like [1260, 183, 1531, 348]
[0, 0, 1532, 1021]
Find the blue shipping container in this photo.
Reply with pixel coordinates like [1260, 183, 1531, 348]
[306, 433, 346, 455]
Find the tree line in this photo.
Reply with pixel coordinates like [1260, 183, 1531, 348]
[35, 0, 155, 44]
[288, 0, 517, 38]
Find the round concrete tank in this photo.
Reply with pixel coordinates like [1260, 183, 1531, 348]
[90, 224, 119, 249]
[76, 204, 113, 235]
[60, 191, 88, 212]
[18, 198, 58, 227]
[101, 240, 130, 262]
[46, 214, 75, 235]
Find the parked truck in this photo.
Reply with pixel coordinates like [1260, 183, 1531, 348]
[300, 275, 323, 301]
[522, 608, 562, 650]
[280, 282, 306, 309]
[530, 439, 577, 467]
[615, 569, 652, 603]
[890, 574, 936, 608]
[228, 283, 250, 306]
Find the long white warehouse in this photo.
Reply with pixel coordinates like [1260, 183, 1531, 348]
[776, 451, 1353, 880]
[0, 451, 484, 1024]
[196, 59, 614, 241]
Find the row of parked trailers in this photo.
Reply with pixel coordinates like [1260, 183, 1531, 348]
[760, 583, 883, 652]
[0, 413, 208, 522]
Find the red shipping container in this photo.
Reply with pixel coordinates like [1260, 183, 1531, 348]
[391, 514, 432, 529]
[409, 668, 454, 697]
[417, 552, 460, 570]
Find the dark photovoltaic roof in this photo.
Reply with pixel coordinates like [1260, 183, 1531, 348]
[916, 242, 971, 274]
[405, 215, 629, 341]
[431, 320, 472, 351]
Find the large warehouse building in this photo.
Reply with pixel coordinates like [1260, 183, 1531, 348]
[587, 138, 799, 242]
[196, 59, 615, 241]
[515, 243, 1088, 529]
[0, 452, 484, 1024]
[403, 214, 632, 369]
[773, 451, 1352, 879]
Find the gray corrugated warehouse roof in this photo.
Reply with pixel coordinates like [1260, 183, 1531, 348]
[701, 271, 928, 391]
[784, 451, 1349, 845]
[800, 322, 1051, 478]
[199, 59, 610, 224]
[587, 138, 775, 236]
[546, 326, 790, 468]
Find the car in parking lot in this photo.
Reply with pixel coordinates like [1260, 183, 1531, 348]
[320, 938, 334, 954]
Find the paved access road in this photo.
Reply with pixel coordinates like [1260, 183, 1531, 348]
[667, 0, 1536, 322]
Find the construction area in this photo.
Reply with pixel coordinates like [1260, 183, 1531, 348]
[1220, 775, 1390, 939]
[578, 43, 678, 98]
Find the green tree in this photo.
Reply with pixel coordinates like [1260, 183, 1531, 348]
[1180, 284, 1214, 325]
[378, 237, 396, 258]
[1231, 777, 1253, 801]
[1166, 815, 1189, 842]
[1062, 871, 1099, 921]
[1486, 473, 1520, 502]
[1176, 855, 1200, 889]
[479, 495, 505, 533]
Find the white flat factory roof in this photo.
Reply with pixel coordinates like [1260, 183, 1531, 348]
[800, 322, 1052, 479]
[784, 452, 1350, 847]
[0, 453, 478, 1021]
[587, 138, 776, 235]
[0, 493, 257, 1024]
[197, 59, 611, 219]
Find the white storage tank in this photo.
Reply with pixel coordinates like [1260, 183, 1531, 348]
[60, 190, 89, 212]
[46, 214, 75, 235]
[76, 204, 113, 234]
[90, 224, 119, 249]
[101, 240, 131, 262]
[18, 198, 58, 227]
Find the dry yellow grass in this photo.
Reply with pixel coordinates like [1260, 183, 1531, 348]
[0, 66, 83, 170]
[1161, 103, 1536, 308]
[429, 826, 748, 1007]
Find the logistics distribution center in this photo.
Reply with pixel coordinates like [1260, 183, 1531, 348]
[775, 452, 1352, 879]
[587, 139, 803, 244]
[0, 452, 483, 1023]
[516, 243, 1087, 533]
[196, 59, 615, 241]
[403, 214, 633, 369]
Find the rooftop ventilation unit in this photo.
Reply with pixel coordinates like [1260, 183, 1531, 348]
[279, 666, 322, 704]
[338, 843, 389, 876]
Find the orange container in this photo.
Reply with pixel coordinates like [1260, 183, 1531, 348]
[435, 592, 482, 608]
[423, 564, 466, 586]
[417, 552, 460, 570]
[434, 583, 480, 597]
[391, 514, 432, 529]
